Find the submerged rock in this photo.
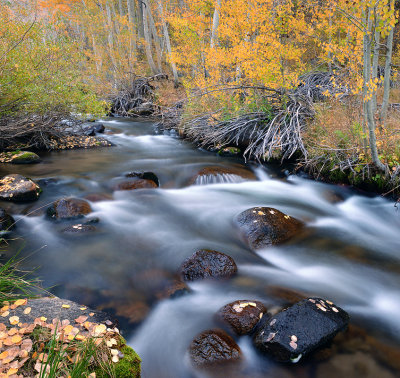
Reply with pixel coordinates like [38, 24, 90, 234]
[189, 329, 241, 366]
[0, 174, 41, 202]
[125, 171, 160, 187]
[62, 224, 97, 234]
[47, 198, 92, 220]
[235, 206, 304, 249]
[113, 178, 158, 191]
[0, 208, 15, 231]
[253, 298, 349, 362]
[217, 300, 267, 335]
[84, 193, 113, 202]
[180, 250, 237, 281]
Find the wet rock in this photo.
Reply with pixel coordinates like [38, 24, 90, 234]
[82, 122, 105, 136]
[47, 198, 92, 220]
[0, 151, 41, 164]
[62, 224, 97, 234]
[130, 268, 189, 302]
[253, 298, 349, 362]
[156, 279, 190, 300]
[180, 250, 238, 281]
[189, 166, 256, 185]
[218, 147, 241, 157]
[0, 208, 15, 231]
[113, 178, 158, 191]
[189, 329, 241, 366]
[217, 300, 267, 335]
[84, 193, 113, 202]
[0, 174, 42, 202]
[104, 299, 150, 325]
[235, 207, 304, 249]
[125, 171, 160, 187]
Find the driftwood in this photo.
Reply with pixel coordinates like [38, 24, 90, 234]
[0, 112, 79, 151]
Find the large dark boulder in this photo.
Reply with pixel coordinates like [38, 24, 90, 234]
[216, 300, 267, 335]
[253, 298, 349, 362]
[82, 122, 105, 136]
[180, 250, 237, 281]
[125, 171, 160, 187]
[0, 174, 41, 202]
[0, 208, 15, 231]
[189, 329, 241, 366]
[235, 207, 304, 249]
[47, 198, 92, 220]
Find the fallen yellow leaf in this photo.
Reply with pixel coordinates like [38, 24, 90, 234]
[11, 335, 22, 344]
[14, 299, 27, 307]
[9, 316, 19, 325]
[23, 307, 32, 315]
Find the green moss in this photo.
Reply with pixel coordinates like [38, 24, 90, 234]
[11, 151, 40, 163]
[95, 338, 141, 378]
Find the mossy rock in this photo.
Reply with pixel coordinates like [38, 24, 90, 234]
[95, 338, 141, 378]
[11, 151, 41, 164]
[0, 151, 40, 164]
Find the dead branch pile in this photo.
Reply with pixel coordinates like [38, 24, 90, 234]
[185, 97, 313, 161]
[296, 71, 350, 102]
[110, 74, 167, 116]
[0, 112, 79, 151]
[159, 71, 351, 162]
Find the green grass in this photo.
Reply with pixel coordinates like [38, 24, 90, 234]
[36, 325, 114, 378]
[0, 253, 40, 304]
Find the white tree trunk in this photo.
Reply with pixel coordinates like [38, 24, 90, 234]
[372, 28, 380, 114]
[363, 7, 385, 171]
[210, 0, 222, 48]
[381, 23, 394, 125]
[157, 0, 179, 86]
[142, 0, 158, 74]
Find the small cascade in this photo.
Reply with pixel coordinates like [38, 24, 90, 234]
[194, 173, 246, 185]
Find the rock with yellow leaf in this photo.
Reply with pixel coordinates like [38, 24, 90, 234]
[216, 300, 267, 335]
[234, 206, 304, 250]
[0, 174, 42, 202]
[253, 298, 349, 362]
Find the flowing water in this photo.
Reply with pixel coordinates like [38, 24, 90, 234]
[1, 118, 400, 378]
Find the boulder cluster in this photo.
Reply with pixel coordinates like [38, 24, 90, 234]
[179, 248, 349, 368]
[174, 208, 349, 369]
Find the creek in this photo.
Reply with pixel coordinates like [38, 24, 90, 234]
[2, 118, 400, 377]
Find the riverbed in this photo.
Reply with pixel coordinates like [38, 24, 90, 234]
[1, 118, 400, 377]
